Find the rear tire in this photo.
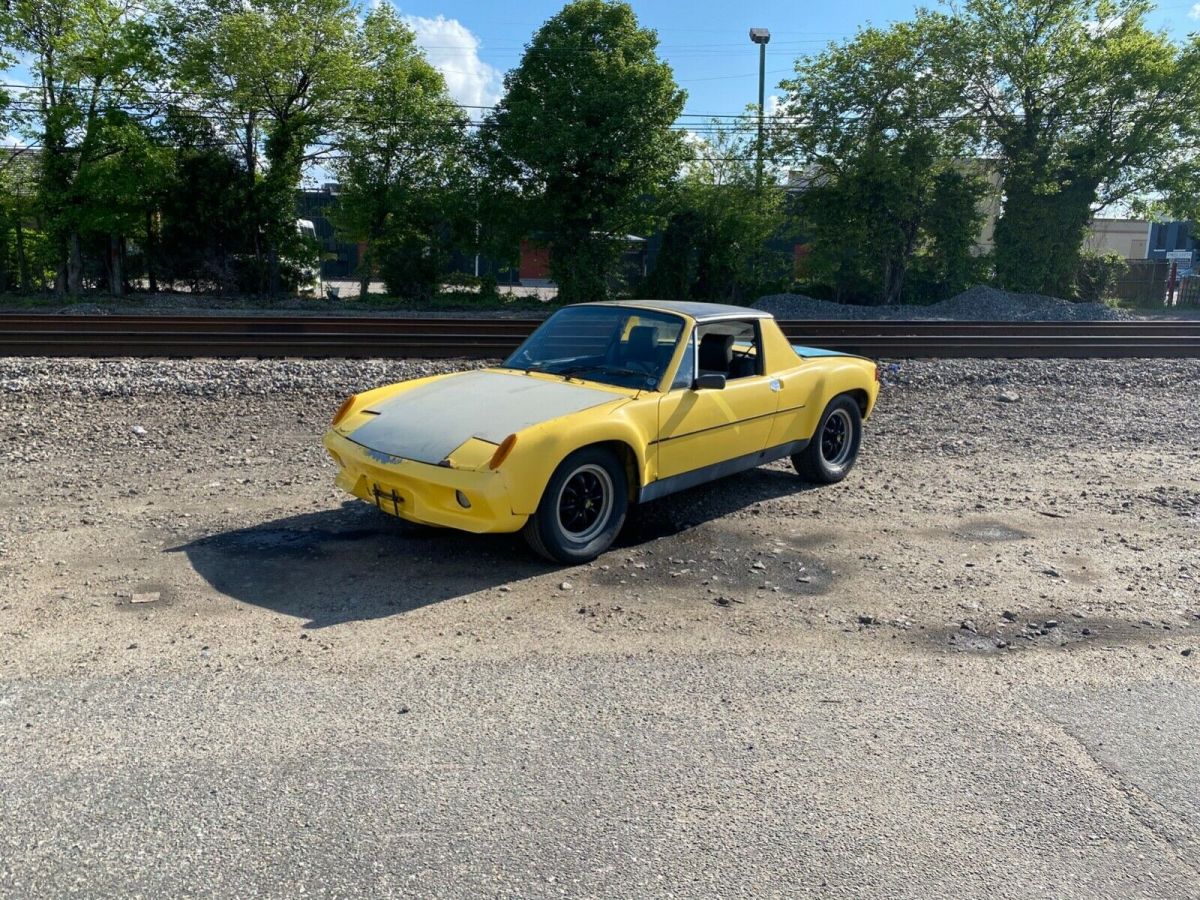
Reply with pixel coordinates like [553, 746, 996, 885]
[523, 446, 628, 564]
[793, 395, 862, 484]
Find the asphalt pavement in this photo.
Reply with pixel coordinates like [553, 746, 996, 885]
[2, 656, 1197, 898]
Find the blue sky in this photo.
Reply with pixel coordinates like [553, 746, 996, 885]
[395, 0, 1200, 117]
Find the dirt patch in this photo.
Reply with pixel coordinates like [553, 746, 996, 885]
[1, 356, 1199, 673]
[930, 611, 1200, 655]
[951, 520, 1032, 542]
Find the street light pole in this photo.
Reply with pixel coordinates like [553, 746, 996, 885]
[749, 27, 771, 192]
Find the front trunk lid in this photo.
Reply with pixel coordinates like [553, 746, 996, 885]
[344, 369, 622, 466]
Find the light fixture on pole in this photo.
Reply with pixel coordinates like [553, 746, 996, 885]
[749, 27, 771, 191]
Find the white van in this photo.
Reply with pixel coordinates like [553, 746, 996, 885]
[296, 219, 323, 296]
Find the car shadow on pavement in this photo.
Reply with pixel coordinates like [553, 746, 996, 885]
[622, 466, 818, 545]
[170, 467, 815, 628]
[169, 500, 546, 628]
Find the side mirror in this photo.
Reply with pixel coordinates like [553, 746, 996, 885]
[693, 373, 726, 391]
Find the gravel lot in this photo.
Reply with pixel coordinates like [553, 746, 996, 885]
[2, 355, 1200, 897]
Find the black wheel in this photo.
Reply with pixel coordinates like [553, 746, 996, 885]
[523, 446, 628, 564]
[792, 395, 863, 484]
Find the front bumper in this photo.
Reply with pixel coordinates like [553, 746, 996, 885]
[322, 430, 528, 534]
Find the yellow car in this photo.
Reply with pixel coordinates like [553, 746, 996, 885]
[324, 301, 880, 563]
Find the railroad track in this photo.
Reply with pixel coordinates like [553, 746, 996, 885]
[1, 313, 1199, 359]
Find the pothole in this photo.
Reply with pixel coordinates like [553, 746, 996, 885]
[598, 523, 835, 598]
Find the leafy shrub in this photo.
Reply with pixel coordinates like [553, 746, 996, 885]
[1075, 251, 1128, 302]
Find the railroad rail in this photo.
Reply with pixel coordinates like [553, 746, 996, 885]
[1, 313, 1199, 359]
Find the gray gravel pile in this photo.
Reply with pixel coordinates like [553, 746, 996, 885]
[933, 285, 1133, 320]
[755, 284, 1133, 321]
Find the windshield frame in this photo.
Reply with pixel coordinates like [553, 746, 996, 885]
[500, 305, 691, 392]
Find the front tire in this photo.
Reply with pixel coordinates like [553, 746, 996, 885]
[524, 446, 628, 564]
[793, 395, 863, 484]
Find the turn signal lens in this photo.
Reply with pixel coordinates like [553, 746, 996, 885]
[331, 394, 357, 426]
[488, 434, 518, 470]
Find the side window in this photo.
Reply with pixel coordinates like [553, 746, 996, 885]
[670, 334, 696, 389]
[696, 320, 762, 380]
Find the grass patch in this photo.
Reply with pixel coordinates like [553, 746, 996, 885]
[1103, 295, 1196, 315]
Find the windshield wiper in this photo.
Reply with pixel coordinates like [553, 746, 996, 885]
[554, 364, 656, 384]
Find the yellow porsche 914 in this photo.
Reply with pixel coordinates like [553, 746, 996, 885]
[324, 301, 880, 563]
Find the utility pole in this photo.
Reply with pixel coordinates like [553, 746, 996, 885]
[749, 27, 771, 192]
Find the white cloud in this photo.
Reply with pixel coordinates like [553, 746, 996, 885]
[1191, 3, 1200, 19]
[403, 14, 503, 113]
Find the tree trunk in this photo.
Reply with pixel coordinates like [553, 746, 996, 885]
[246, 115, 267, 293]
[359, 238, 373, 301]
[55, 234, 68, 296]
[145, 208, 158, 293]
[67, 231, 83, 296]
[268, 241, 280, 298]
[883, 224, 920, 305]
[14, 221, 29, 294]
[110, 234, 124, 297]
[882, 259, 901, 306]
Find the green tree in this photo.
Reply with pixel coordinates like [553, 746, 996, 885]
[331, 7, 469, 301]
[781, 17, 986, 305]
[173, 0, 361, 295]
[483, 0, 687, 303]
[152, 110, 258, 293]
[905, 166, 992, 302]
[955, 0, 1200, 296]
[650, 119, 789, 302]
[0, 0, 164, 296]
[73, 113, 172, 295]
[0, 149, 43, 293]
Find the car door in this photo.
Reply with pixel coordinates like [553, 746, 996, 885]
[655, 319, 780, 481]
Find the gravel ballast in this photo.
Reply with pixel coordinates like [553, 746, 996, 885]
[755, 284, 1134, 320]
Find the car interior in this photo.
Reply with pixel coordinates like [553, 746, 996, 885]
[615, 324, 665, 371]
[697, 321, 762, 381]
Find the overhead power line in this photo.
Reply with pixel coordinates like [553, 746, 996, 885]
[1, 82, 1159, 130]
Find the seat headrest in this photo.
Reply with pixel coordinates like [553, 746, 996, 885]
[625, 325, 659, 362]
[698, 332, 733, 372]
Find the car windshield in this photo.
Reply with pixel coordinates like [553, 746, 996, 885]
[502, 306, 686, 391]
